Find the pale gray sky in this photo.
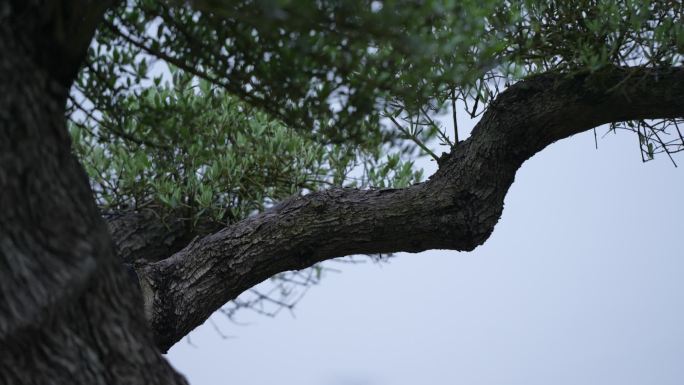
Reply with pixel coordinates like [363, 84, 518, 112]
[166, 105, 684, 385]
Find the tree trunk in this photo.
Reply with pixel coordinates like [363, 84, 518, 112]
[0, 2, 185, 384]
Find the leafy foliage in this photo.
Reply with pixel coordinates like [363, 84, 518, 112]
[75, 0, 501, 138]
[70, 68, 423, 227]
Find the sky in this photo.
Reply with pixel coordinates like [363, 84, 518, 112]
[166, 105, 684, 385]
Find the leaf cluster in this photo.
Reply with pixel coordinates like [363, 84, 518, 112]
[70, 69, 423, 228]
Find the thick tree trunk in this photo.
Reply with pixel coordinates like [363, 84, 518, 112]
[0, 2, 185, 384]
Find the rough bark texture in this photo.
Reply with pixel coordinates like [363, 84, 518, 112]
[107, 209, 222, 264]
[118, 67, 684, 352]
[0, 2, 186, 384]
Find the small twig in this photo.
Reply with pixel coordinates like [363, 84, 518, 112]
[388, 115, 439, 161]
[451, 87, 460, 143]
[637, 124, 646, 163]
[209, 318, 234, 340]
[419, 106, 453, 148]
[641, 120, 677, 167]
[673, 120, 684, 145]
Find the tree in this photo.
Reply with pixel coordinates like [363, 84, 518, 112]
[1, 1, 682, 384]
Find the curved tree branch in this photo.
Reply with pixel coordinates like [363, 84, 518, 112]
[118, 66, 684, 352]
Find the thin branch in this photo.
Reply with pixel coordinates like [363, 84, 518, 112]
[451, 87, 460, 143]
[419, 105, 454, 148]
[387, 115, 439, 161]
[641, 120, 678, 167]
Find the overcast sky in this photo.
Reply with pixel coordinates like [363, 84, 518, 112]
[166, 105, 684, 385]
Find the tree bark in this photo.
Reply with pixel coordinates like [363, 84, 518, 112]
[0, 2, 186, 384]
[119, 67, 684, 352]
